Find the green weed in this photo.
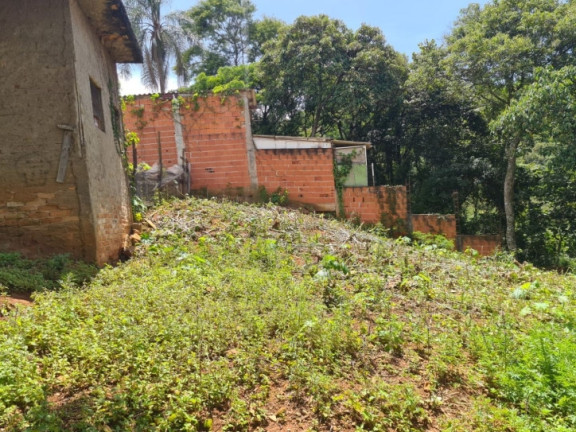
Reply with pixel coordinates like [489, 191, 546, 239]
[0, 197, 575, 430]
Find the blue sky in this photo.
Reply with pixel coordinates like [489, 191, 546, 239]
[121, 0, 489, 94]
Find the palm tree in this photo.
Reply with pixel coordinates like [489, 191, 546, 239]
[124, 0, 195, 93]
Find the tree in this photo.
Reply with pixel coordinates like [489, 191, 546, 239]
[257, 16, 407, 148]
[445, 0, 576, 250]
[184, 0, 256, 75]
[247, 17, 286, 63]
[399, 41, 495, 219]
[495, 66, 576, 265]
[186, 63, 260, 95]
[125, 0, 195, 93]
[258, 15, 353, 137]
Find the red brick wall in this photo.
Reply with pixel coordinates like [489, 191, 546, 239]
[122, 97, 471, 248]
[458, 235, 500, 256]
[256, 149, 336, 211]
[182, 96, 250, 193]
[124, 94, 251, 194]
[411, 214, 457, 240]
[124, 97, 182, 169]
[343, 186, 409, 234]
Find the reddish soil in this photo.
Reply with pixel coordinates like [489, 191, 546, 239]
[0, 293, 33, 318]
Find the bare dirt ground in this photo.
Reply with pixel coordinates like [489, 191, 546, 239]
[0, 293, 32, 318]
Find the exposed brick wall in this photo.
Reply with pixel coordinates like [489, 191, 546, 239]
[458, 235, 501, 256]
[256, 149, 336, 211]
[343, 186, 409, 235]
[0, 189, 81, 257]
[124, 97, 180, 168]
[411, 214, 457, 240]
[124, 94, 251, 195]
[123, 96, 474, 247]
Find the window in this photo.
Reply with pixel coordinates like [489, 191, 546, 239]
[90, 79, 105, 131]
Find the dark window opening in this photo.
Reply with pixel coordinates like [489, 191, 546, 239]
[90, 79, 105, 131]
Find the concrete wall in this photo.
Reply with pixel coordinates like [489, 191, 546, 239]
[342, 186, 409, 235]
[0, 0, 131, 264]
[411, 214, 457, 240]
[256, 149, 336, 211]
[69, 0, 132, 264]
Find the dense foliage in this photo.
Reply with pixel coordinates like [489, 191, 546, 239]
[444, 0, 576, 253]
[2, 198, 576, 430]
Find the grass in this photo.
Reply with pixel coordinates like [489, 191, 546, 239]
[1, 197, 576, 431]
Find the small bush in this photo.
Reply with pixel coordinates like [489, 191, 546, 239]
[412, 231, 455, 251]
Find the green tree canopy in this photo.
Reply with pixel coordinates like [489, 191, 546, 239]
[185, 63, 260, 95]
[399, 41, 495, 219]
[183, 0, 256, 75]
[257, 15, 407, 148]
[445, 0, 576, 250]
[495, 66, 576, 265]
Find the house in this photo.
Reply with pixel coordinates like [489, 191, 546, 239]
[0, 0, 142, 264]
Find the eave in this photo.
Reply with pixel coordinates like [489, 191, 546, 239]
[77, 0, 143, 63]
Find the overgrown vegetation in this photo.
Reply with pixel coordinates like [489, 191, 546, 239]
[0, 253, 97, 294]
[2, 198, 576, 430]
[257, 186, 288, 205]
[333, 151, 356, 217]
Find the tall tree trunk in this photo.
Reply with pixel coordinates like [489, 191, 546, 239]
[504, 137, 519, 251]
[310, 105, 321, 137]
[159, 57, 166, 94]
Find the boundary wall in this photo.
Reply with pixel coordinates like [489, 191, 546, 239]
[123, 93, 499, 255]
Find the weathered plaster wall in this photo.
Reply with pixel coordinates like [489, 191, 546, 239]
[256, 149, 336, 211]
[0, 0, 131, 264]
[70, 0, 131, 264]
[0, 0, 84, 257]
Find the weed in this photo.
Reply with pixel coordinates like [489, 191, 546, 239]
[257, 186, 289, 206]
[1, 197, 576, 430]
[0, 253, 97, 294]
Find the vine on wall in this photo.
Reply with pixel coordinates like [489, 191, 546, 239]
[334, 151, 356, 217]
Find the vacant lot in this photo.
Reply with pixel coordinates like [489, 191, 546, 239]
[1, 198, 575, 431]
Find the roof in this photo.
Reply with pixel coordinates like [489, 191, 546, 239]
[253, 135, 372, 150]
[77, 0, 142, 63]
